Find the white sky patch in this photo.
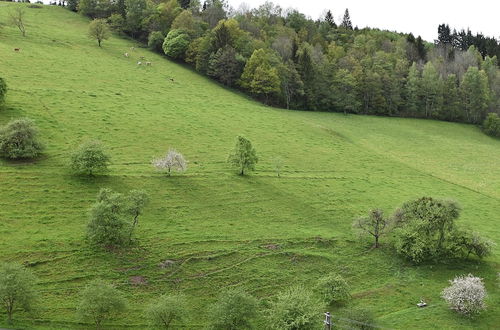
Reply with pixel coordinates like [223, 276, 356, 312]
[227, 0, 500, 42]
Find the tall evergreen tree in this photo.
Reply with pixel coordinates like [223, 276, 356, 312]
[325, 10, 336, 28]
[340, 8, 353, 30]
[415, 36, 427, 61]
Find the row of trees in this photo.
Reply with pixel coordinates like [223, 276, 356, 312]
[353, 197, 493, 264]
[0, 259, 368, 328]
[436, 23, 500, 59]
[70, 0, 500, 128]
[0, 260, 489, 327]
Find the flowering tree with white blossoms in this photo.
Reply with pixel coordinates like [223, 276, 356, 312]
[152, 149, 187, 176]
[441, 274, 487, 316]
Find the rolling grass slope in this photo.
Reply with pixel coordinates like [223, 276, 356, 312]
[1, 3, 499, 329]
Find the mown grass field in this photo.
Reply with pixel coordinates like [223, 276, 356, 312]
[0, 3, 499, 329]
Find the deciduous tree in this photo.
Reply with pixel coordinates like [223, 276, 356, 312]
[88, 19, 110, 47]
[207, 288, 258, 330]
[0, 262, 37, 323]
[228, 136, 258, 175]
[0, 118, 44, 159]
[353, 209, 389, 248]
[442, 274, 487, 317]
[9, 7, 26, 37]
[145, 294, 188, 329]
[77, 279, 127, 329]
[70, 140, 110, 176]
[266, 285, 322, 330]
[152, 148, 187, 176]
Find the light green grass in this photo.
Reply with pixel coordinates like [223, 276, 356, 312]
[0, 4, 499, 329]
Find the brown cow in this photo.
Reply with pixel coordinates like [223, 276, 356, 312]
[14, 48, 20, 52]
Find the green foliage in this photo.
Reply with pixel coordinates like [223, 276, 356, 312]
[315, 273, 351, 305]
[392, 197, 491, 263]
[483, 113, 500, 137]
[266, 285, 322, 330]
[240, 49, 280, 102]
[88, 18, 110, 47]
[449, 230, 494, 259]
[0, 262, 37, 323]
[107, 13, 125, 33]
[461, 66, 490, 124]
[163, 29, 191, 59]
[70, 140, 110, 176]
[0, 118, 44, 159]
[148, 31, 166, 52]
[171, 9, 195, 34]
[208, 45, 244, 87]
[145, 294, 188, 329]
[228, 135, 258, 175]
[77, 279, 127, 329]
[86, 188, 148, 247]
[207, 288, 259, 330]
[0, 77, 6, 105]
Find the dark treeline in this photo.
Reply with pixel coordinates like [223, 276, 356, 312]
[64, 0, 499, 125]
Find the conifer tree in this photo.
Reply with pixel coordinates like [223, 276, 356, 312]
[341, 9, 352, 30]
[325, 10, 336, 28]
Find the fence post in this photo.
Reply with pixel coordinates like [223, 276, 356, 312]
[324, 312, 332, 330]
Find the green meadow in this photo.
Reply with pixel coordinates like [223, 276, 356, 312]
[0, 3, 499, 329]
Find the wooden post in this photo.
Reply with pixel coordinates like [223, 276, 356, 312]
[324, 312, 332, 330]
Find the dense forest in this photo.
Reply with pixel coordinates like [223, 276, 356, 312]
[64, 0, 499, 126]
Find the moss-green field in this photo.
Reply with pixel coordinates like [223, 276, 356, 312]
[0, 3, 499, 329]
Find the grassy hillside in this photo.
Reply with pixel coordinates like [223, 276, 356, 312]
[1, 3, 499, 329]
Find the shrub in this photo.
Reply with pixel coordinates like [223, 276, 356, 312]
[0, 262, 37, 323]
[145, 294, 188, 329]
[266, 285, 322, 330]
[70, 140, 110, 176]
[152, 148, 187, 176]
[148, 31, 166, 52]
[207, 288, 259, 330]
[337, 307, 377, 329]
[483, 113, 500, 137]
[0, 118, 44, 159]
[0, 77, 6, 104]
[77, 279, 127, 329]
[315, 274, 350, 304]
[441, 274, 487, 317]
[162, 29, 191, 59]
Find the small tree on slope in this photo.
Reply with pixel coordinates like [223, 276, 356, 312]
[441, 274, 487, 317]
[228, 135, 258, 175]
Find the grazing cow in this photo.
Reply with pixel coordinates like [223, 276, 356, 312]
[145, 61, 152, 66]
[137, 61, 142, 65]
[130, 47, 135, 50]
[169, 78, 175, 82]
[124, 52, 129, 57]
[14, 48, 20, 52]
[140, 56, 145, 60]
